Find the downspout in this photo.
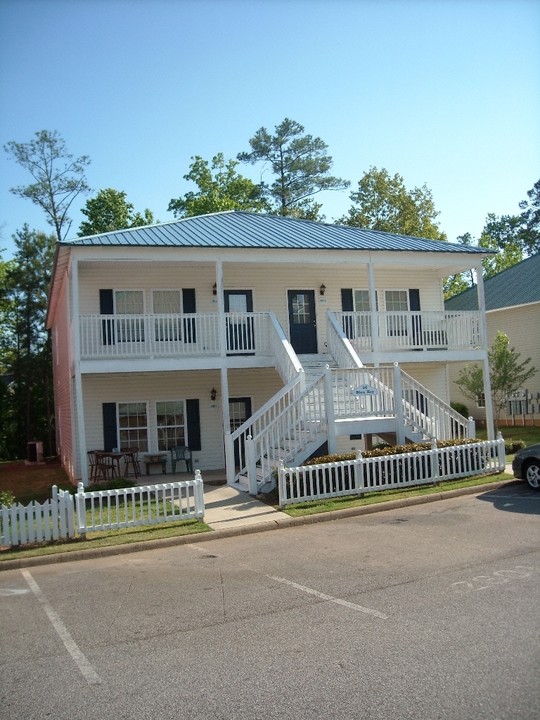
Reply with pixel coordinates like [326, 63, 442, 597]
[475, 265, 495, 440]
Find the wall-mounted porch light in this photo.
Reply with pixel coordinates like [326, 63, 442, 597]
[210, 387, 217, 401]
[319, 284, 326, 296]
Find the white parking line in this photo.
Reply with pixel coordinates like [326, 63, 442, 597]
[21, 569, 101, 686]
[267, 575, 388, 620]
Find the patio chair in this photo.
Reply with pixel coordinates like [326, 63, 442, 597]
[122, 447, 141, 478]
[170, 445, 193, 473]
[87, 450, 100, 484]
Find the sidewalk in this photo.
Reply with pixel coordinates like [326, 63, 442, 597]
[203, 482, 291, 530]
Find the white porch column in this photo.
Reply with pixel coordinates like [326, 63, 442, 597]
[475, 266, 495, 440]
[215, 259, 227, 357]
[220, 367, 235, 484]
[72, 258, 88, 486]
[368, 260, 380, 355]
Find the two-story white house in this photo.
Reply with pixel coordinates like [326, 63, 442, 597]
[46, 211, 495, 493]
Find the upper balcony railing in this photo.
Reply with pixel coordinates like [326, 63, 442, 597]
[79, 312, 275, 360]
[331, 310, 483, 353]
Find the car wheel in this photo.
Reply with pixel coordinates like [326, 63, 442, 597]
[524, 460, 540, 490]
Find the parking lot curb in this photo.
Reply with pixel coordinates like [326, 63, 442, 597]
[0, 478, 517, 571]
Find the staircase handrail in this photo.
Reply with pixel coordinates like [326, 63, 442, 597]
[327, 312, 364, 368]
[268, 311, 304, 384]
[246, 375, 328, 493]
[399, 369, 475, 439]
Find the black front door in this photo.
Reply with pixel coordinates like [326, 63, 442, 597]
[288, 290, 318, 354]
[224, 290, 254, 354]
[229, 397, 252, 467]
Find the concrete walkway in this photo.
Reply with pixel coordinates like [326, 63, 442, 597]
[203, 482, 291, 530]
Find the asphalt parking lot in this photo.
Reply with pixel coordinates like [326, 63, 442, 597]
[1, 482, 539, 720]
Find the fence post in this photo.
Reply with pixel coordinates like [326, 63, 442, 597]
[431, 438, 440, 485]
[76, 482, 87, 538]
[354, 450, 364, 497]
[497, 431, 506, 471]
[467, 416, 476, 439]
[194, 469, 205, 519]
[278, 461, 286, 508]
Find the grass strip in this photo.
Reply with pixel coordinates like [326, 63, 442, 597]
[280, 472, 514, 517]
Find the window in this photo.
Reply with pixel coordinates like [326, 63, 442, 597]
[291, 293, 312, 324]
[118, 402, 148, 451]
[115, 290, 144, 342]
[385, 290, 409, 336]
[353, 290, 377, 337]
[153, 290, 182, 341]
[476, 393, 485, 408]
[157, 400, 186, 451]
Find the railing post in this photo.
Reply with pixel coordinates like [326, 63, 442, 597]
[467, 416, 476, 439]
[324, 365, 337, 454]
[246, 435, 258, 496]
[393, 362, 405, 445]
[224, 432, 235, 485]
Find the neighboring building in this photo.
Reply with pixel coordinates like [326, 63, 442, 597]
[446, 253, 540, 426]
[46, 211, 495, 492]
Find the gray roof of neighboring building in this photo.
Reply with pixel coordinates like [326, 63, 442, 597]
[445, 253, 540, 311]
[62, 211, 493, 256]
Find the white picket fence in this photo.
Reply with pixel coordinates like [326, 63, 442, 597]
[0, 472, 205, 548]
[278, 437, 506, 507]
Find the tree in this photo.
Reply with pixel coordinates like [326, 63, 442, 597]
[168, 154, 269, 218]
[478, 214, 524, 278]
[443, 233, 477, 299]
[237, 118, 349, 220]
[519, 178, 540, 255]
[4, 130, 91, 242]
[79, 188, 155, 236]
[341, 166, 446, 240]
[455, 331, 537, 424]
[0, 226, 56, 458]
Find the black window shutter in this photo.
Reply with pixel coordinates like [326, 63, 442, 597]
[408, 289, 421, 311]
[341, 288, 354, 311]
[186, 399, 201, 451]
[409, 289, 422, 346]
[99, 289, 115, 345]
[182, 289, 196, 343]
[102, 403, 118, 451]
[341, 289, 354, 339]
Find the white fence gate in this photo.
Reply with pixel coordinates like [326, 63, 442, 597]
[278, 438, 506, 507]
[0, 473, 205, 548]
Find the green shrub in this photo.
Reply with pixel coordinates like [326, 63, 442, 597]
[451, 402, 470, 418]
[504, 439, 526, 454]
[0, 490, 16, 507]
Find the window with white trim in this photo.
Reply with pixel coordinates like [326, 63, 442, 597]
[153, 290, 182, 341]
[115, 290, 145, 342]
[353, 290, 378, 337]
[384, 289, 409, 336]
[157, 400, 186, 451]
[118, 402, 148, 451]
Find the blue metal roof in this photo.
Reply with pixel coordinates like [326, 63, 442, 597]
[445, 253, 540, 311]
[64, 211, 493, 255]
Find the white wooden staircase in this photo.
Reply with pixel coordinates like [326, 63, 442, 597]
[227, 354, 474, 495]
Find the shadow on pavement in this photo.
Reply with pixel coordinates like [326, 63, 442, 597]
[476, 480, 540, 515]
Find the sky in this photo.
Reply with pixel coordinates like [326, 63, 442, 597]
[0, 0, 539, 259]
